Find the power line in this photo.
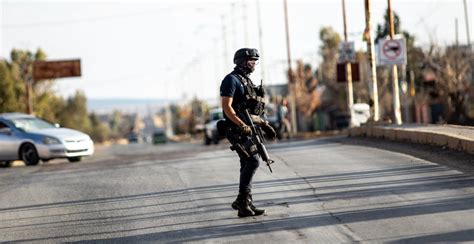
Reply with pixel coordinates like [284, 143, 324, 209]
[2, 5, 204, 29]
[2, 9, 169, 28]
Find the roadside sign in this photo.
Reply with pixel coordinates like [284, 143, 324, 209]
[377, 38, 406, 65]
[338, 41, 356, 63]
[337, 63, 360, 82]
[33, 59, 81, 80]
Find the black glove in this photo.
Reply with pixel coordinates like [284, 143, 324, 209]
[261, 121, 276, 140]
[240, 124, 252, 136]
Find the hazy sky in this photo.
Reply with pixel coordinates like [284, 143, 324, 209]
[1, 0, 472, 102]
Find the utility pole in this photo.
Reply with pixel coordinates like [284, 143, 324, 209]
[283, 0, 297, 134]
[214, 38, 222, 105]
[256, 0, 267, 82]
[364, 0, 379, 121]
[342, 0, 355, 127]
[222, 15, 229, 73]
[463, 0, 471, 48]
[388, 0, 402, 125]
[242, 0, 249, 46]
[221, 14, 231, 107]
[456, 18, 459, 47]
[231, 3, 238, 50]
[21, 62, 33, 114]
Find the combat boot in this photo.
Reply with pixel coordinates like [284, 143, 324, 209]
[231, 193, 254, 217]
[248, 194, 266, 216]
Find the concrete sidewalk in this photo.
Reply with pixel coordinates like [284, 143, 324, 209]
[349, 124, 474, 154]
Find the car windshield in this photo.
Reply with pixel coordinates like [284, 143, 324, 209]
[210, 112, 223, 121]
[11, 117, 56, 132]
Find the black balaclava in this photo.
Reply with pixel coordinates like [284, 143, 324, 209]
[234, 58, 255, 76]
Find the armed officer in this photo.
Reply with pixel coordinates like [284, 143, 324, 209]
[220, 48, 276, 217]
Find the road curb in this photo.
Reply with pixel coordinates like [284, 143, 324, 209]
[349, 124, 474, 154]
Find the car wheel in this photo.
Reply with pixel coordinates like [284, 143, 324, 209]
[68, 157, 82, 163]
[20, 143, 40, 166]
[0, 161, 11, 168]
[204, 134, 211, 145]
[212, 132, 219, 145]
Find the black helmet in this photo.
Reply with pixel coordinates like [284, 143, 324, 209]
[233, 48, 259, 64]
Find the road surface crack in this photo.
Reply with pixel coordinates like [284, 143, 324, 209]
[273, 152, 360, 241]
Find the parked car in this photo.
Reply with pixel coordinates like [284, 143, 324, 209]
[0, 113, 94, 166]
[126, 131, 141, 143]
[264, 104, 290, 140]
[152, 128, 167, 145]
[204, 108, 225, 145]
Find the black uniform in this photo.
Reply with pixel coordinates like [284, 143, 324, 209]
[220, 68, 261, 194]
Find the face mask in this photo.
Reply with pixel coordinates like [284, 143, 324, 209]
[246, 60, 257, 73]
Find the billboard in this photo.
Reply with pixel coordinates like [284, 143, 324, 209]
[33, 59, 81, 80]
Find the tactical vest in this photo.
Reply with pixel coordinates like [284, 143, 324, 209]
[231, 72, 266, 116]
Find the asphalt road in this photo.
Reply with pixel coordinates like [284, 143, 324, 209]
[1, 137, 473, 243]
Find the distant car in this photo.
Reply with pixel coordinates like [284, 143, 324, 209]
[264, 104, 289, 140]
[0, 113, 94, 166]
[204, 108, 225, 145]
[126, 131, 141, 143]
[152, 128, 167, 144]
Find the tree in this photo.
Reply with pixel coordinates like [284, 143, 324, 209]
[89, 113, 110, 142]
[169, 104, 182, 134]
[1, 47, 116, 141]
[289, 61, 322, 131]
[423, 45, 473, 124]
[108, 110, 123, 139]
[375, 10, 401, 43]
[0, 61, 22, 112]
[58, 91, 92, 134]
[5, 48, 65, 119]
[317, 26, 350, 119]
[319, 26, 341, 84]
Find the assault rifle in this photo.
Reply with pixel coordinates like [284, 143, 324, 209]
[240, 109, 275, 173]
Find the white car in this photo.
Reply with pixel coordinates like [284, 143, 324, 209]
[0, 113, 94, 167]
[204, 108, 224, 145]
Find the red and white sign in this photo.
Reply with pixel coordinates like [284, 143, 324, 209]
[377, 38, 406, 65]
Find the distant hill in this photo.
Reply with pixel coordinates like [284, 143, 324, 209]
[87, 97, 219, 114]
[87, 98, 171, 114]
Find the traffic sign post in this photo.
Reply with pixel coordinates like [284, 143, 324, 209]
[341, 0, 355, 127]
[364, 0, 380, 122]
[387, 0, 402, 125]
